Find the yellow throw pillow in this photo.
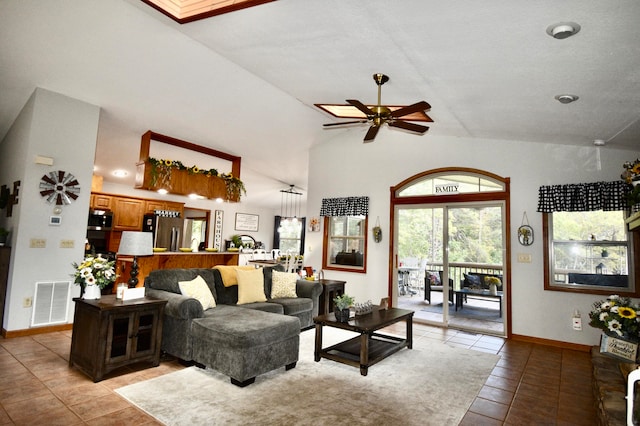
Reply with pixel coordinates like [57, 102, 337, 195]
[178, 275, 216, 310]
[236, 267, 267, 304]
[271, 270, 298, 299]
[213, 265, 255, 287]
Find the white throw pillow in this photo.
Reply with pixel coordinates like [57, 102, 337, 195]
[179, 275, 216, 310]
[236, 267, 267, 304]
[271, 270, 298, 299]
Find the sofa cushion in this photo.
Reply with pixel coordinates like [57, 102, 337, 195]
[463, 273, 503, 289]
[146, 268, 218, 299]
[237, 302, 284, 315]
[179, 275, 216, 310]
[213, 265, 256, 287]
[271, 270, 298, 299]
[426, 271, 441, 286]
[270, 297, 313, 316]
[237, 268, 267, 305]
[262, 263, 284, 298]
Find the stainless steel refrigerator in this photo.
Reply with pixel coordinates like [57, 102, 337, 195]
[143, 214, 192, 251]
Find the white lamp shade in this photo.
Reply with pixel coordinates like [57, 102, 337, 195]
[118, 231, 153, 256]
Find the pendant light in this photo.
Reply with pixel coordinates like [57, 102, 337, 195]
[278, 185, 302, 233]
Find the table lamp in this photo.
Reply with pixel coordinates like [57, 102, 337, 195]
[118, 231, 153, 288]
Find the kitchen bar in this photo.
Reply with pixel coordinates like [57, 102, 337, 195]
[115, 251, 240, 290]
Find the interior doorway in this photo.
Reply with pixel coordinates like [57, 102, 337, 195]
[184, 207, 210, 251]
[390, 168, 511, 337]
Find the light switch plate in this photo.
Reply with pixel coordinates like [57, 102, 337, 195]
[517, 253, 532, 263]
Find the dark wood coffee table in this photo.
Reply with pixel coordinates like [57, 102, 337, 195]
[314, 307, 414, 376]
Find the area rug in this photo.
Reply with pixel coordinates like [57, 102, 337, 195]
[422, 303, 502, 322]
[116, 327, 498, 426]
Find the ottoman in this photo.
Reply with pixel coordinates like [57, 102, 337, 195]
[190, 308, 301, 386]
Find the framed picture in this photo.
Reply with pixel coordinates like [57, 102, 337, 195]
[235, 213, 259, 232]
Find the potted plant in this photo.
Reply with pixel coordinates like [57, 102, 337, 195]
[601, 248, 609, 258]
[0, 227, 8, 246]
[333, 294, 354, 322]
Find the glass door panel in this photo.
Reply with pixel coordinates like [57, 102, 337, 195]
[396, 206, 448, 326]
[447, 204, 505, 335]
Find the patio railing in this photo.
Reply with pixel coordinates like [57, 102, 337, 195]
[425, 262, 503, 290]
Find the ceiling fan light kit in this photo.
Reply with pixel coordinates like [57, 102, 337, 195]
[318, 73, 433, 142]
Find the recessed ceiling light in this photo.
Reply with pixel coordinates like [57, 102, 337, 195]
[546, 22, 581, 39]
[112, 170, 128, 177]
[555, 94, 579, 104]
[593, 139, 606, 146]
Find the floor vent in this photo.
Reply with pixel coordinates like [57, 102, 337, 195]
[31, 281, 71, 327]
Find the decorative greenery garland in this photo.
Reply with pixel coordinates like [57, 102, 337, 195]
[147, 157, 246, 200]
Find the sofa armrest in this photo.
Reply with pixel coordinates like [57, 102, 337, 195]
[296, 279, 323, 317]
[145, 287, 204, 320]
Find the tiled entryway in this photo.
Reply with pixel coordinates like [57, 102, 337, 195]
[0, 323, 595, 425]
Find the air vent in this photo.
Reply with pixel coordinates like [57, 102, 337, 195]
[31, 281, 71, 327]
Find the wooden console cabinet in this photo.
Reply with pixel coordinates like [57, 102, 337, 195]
[69, 295, 166, 382]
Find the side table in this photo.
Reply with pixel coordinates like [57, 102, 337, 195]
[317, 279, 346, 316]
[69, 295, 166, 382]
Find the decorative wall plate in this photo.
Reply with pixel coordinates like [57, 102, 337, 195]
[518, 225, 534, 246]
[39, 170, 80, 205]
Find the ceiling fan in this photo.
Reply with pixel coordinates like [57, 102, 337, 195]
[316, 73, 433, 143]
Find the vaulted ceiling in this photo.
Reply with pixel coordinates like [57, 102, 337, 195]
[1, 0, 639, 208]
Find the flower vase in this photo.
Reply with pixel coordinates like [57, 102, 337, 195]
[82, 285, 102, 300]
[489, 284, 498, 296]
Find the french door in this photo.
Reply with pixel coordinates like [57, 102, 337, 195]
[391, 169, 510, 337]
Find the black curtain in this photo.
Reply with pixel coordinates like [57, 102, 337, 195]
[272, 216, 306, 255]
[537, 181, 630, 213]
[319, 196, 369, 216]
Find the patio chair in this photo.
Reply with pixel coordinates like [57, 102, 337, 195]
[424, 270, 453, 304]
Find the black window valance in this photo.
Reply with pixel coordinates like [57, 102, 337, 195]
[537, 181, 630, 213]
[320, 196, 369, 216]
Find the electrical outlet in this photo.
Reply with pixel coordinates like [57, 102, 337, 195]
[23, 297, 32, 308]
[572, 313, 582, 331]
[30, 238, 46, 248]
[60, 239, 74, 248]
[517, 253, 532, 263]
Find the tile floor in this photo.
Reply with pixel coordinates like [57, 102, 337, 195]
[0, 323, 596, 425]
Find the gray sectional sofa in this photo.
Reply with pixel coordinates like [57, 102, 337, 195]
[144, 265, 323, 386]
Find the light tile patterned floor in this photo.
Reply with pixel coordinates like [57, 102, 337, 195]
[0, 322, 595, 425]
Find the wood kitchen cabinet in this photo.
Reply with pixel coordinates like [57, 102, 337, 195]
[112, 197, 145, 231]
[69, 295, 166, 382]
[143, 200, 184, 216]
[90, 194, 113, 210]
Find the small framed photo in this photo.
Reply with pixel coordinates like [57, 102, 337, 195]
[49, 216, 62, 226]
[379, 297, 389, 310]
[235, 213, 259, 232]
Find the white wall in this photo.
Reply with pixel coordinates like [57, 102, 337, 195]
[0, 88, 100, 331]
[305, 128, 640, 346]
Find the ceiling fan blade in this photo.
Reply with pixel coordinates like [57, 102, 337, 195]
[389, 101, 432, 119]
[347, 99, 374, 116]
[363, 125, 380, 142]
[388, 120, 430, 134]
[323, 120, 368, 127]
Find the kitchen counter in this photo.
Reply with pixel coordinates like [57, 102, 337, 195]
[115, 251, 239, 290]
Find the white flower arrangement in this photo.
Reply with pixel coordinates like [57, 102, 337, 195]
[72, 255, 116, 289]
